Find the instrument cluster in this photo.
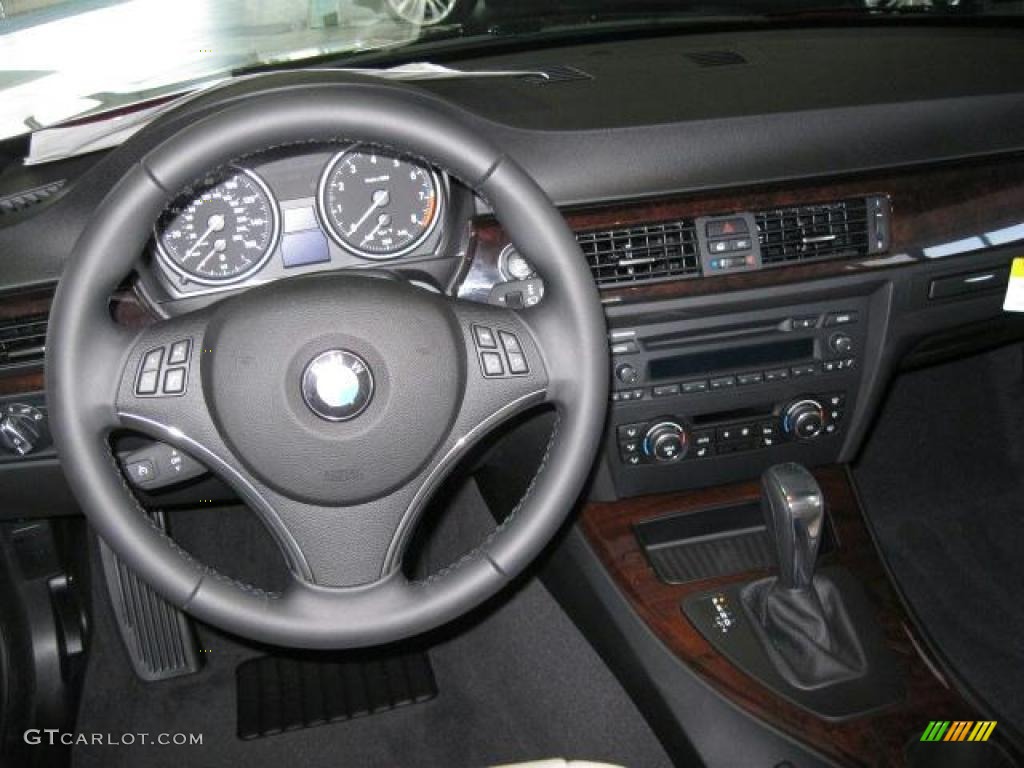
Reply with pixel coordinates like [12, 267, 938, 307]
[150, 143, 450, 297]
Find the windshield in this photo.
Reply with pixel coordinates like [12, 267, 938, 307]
[0, 0, 1021, 141]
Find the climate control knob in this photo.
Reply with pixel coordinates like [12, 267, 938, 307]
[0, 403, 48, 456]
[782, 399, 826, 441]
[643, 421, 688, 463]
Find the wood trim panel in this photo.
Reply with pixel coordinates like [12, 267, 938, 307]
[580, 466, 976, 767]
[464, 155, 1024, 304]
[0, 285, 155, 396]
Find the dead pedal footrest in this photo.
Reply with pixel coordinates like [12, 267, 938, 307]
[235, 651, 437, 739]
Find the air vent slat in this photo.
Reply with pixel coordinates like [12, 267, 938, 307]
[755, 199, 870, 267]
[0, 312, 47, 368]
[576, 220, 700, 287]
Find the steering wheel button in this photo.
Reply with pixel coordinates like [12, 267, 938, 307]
[163, 367, 186, 394]
[125, 459, 157, 485]
[167, 339, 191, 366]
[498, 331, 522, 355]
[473, 325, 497, 349]
[141, 348, 163, 372]
[480, 351, 504, 377]
[136, 369, 159, 395]
[506, 351, 529, 375]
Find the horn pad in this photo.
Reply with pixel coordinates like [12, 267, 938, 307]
[202, 274, 464, 505]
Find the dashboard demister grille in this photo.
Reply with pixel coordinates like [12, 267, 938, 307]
[576, 220, 700, 287]
[755, 198, 870, 266]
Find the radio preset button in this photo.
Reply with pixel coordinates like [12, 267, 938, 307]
[791, 316, 819, 330]
[682, 380, 709, 394]
[737, 372, 764, 386]
[764, 368, 790, 382]
[652, 384, 680, 398]
[709, 376, 736, 390]
[791, 364, 818, 378]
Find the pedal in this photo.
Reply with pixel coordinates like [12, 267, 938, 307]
[98, 510, 200, 681]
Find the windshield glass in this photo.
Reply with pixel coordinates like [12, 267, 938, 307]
[0, 0, 1020, 141]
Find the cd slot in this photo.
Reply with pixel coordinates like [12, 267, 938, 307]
[642, 318, 790, 351]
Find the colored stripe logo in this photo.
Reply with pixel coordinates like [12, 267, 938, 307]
[920, 721, 997, 742]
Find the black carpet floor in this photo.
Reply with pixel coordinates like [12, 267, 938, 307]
[854, 343, 1024, 736]
[72, 487, 672, 768]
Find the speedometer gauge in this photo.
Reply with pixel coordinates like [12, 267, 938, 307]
[317, 147, 442, 259]
[156, 167, 279, 286]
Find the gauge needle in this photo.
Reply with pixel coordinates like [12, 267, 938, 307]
[186, 214, 226, 259]
[348, 190, 390, 236]
[197, 239, 226, 271]
[361, 213, 391, 245]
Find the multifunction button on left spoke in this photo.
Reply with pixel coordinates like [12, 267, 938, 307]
[135, 338, 192, 397]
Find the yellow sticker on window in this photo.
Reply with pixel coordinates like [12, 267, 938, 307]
[1005, 257, 1024, 312]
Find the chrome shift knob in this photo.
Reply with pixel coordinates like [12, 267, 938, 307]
[761, 463, 824, 590]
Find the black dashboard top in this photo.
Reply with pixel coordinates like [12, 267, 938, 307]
[1, 24, 1024, 293]
[425, 26, 1024, 129]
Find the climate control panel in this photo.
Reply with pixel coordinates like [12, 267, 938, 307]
[617, 393, 846, 467]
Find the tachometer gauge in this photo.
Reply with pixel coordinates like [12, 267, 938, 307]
[156, 168, 279, 286]
[317, 147, 442, 259]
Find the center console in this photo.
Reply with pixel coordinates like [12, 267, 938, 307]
[606, 296, 869, 496]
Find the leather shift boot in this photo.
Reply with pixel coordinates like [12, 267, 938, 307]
[741, 573, 868, 690]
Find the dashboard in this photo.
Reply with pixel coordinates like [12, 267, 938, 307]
[1, 25, 1024, 514]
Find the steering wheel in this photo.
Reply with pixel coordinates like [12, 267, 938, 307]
[45, 77, 609, 649]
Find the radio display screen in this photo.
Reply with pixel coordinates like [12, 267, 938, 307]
[648, 338, 814, 380]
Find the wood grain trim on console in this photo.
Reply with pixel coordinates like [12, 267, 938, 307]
[0, 285, 155, 396]
[580, 466, 976, 767]
[466, 156, 1024, 304]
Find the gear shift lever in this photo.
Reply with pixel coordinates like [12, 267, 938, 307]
[741, 463, 866, 689]
[761, 463, 824, 590]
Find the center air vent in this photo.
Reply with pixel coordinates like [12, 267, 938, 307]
[0, 313, 47, 368]
[755, 198, 872, 266]
[576, 220, 700, 287]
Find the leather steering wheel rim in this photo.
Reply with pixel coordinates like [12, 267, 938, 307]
[46, 75, 609, 649]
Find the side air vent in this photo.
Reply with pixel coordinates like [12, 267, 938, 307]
[0, 313, 47, 368]
[684, 50, 748, 68]
[755, 198, 871, 267]
[576, 220, 700, 287]
[0, 180, 66, 217]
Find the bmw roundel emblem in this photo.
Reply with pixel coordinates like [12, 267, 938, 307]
[301, 350, 374, 422]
